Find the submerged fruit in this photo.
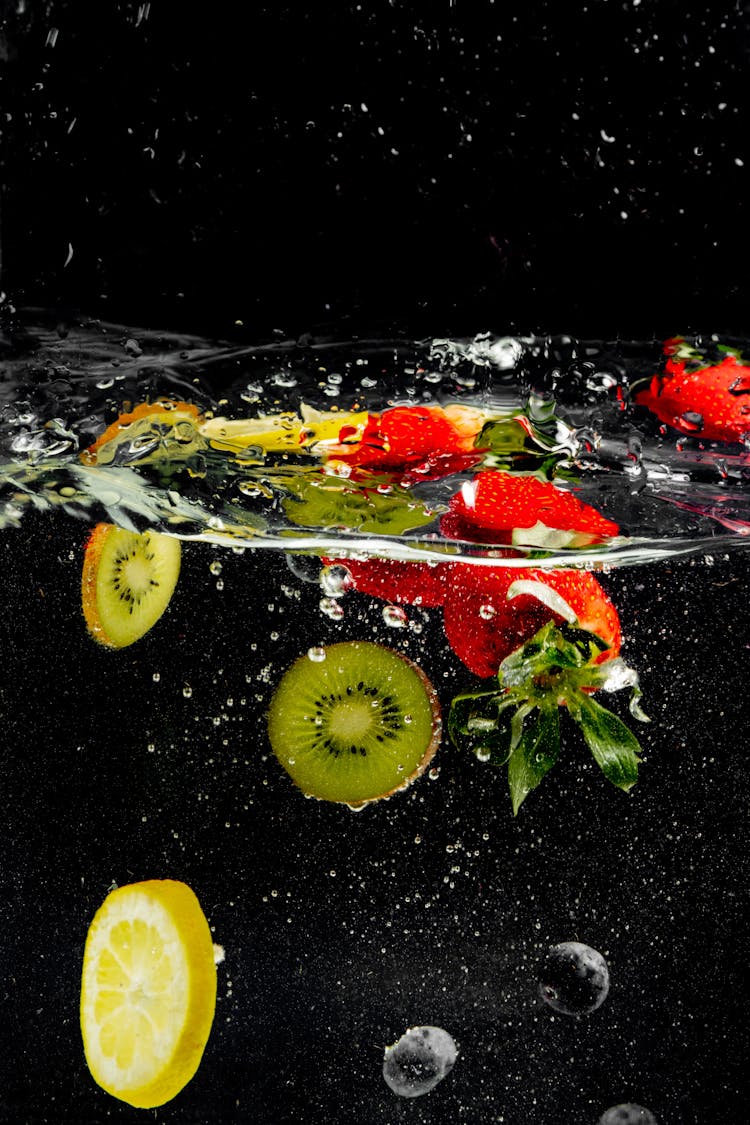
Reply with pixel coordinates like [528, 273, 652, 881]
[82, 400, 205, 466]
[267, 641, 442, 806]
[382, 1026, 458, 1098]
[538, 941, 610, 1016]
[82, 523, 181, 648]
[80, 879, 217, 1109]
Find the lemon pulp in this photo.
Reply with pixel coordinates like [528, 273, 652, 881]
[80, 879, 216, 1108]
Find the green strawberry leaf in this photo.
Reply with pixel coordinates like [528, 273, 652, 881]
[450, 618, 648, 812]
[448, 690, 519, 766]
[567, 690, 642, 792]
[507, 701, 560, 815]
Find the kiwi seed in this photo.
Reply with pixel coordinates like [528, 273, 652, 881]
[267, 641, 442, 806]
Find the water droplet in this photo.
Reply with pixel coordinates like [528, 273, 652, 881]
[271, 372, 298, 388]
[679, 410, 704, 432]
[383, 1026, 458, 1099]
[383, 605, 408, 628]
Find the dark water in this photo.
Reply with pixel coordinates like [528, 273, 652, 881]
[1, 315, 749, 1124]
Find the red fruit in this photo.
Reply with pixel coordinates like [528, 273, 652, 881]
[441, 472, 619, 547]
[443, 565, 621, 678]
[322, 557, 456, 608]
[635, 341, 750, 443]
[333, 404, 484, 476]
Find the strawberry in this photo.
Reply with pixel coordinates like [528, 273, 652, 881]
[442, 565, 621, 678]
[635, 337, 750, 443]
[323, 557, 456, 607]
[331, 403, 486, 477]
[440, 471, 619, 548]
[444, 565, 645, 813]
[329, 551, 645, 813]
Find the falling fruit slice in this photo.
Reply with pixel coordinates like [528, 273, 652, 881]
[80, 879, 217, 1109]
[82, 523, 181, 648]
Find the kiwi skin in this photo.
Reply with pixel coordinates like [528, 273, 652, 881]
[268, 641, 442, 808]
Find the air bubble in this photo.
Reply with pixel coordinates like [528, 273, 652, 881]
[319, 564, 353, 597]
[307, 646, 327, 662]
[182, 684, 193, 699]
[478, 603, 496, 621]
[209, 560, 223, 576]
[383, 1026, 458, 1098]
[383, 605, 408, 628]
[286, 555, 323, 583]
[319, 597, 345, 620]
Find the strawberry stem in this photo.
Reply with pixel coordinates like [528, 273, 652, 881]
[448, 620, 649, 814]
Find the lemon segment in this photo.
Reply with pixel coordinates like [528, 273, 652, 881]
[80, 879, 217, 1109]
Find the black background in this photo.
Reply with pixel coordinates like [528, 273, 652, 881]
[2, 514, 750, 1125]
[2, 3, 750, 1124]
[2, 0, 750, 340]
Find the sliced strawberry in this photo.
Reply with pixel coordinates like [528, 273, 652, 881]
[442, 565, 621, 678]
[442, 471, 619, 547]
[635, 341, 750, 443]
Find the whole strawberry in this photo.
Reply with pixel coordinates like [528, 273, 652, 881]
[328, 553, 646, 813]
[330, 403, 487, 477]
[635, 337, 750, 443]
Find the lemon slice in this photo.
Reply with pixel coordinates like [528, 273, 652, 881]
[81, 523, 181, 649]
[80, 879, 217, 1109]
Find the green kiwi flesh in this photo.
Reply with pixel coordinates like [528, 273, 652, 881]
[267, 641, 441, 805]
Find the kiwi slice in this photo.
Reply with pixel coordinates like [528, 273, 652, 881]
[81, 523, 181, 648]
[267, 641, 442, 806]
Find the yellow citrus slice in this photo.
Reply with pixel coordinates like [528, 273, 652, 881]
[81, 400, 205, 467]
[200, 405, 369, 457]
[80, 879, 217, 1109]
[81, 523, 181, 649]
